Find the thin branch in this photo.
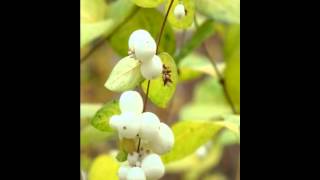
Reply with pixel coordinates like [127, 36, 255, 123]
[138, 0, 174, 152]
[203, 42, 237, 114]
[156, 0, 175, 53]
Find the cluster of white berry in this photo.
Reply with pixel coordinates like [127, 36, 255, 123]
[110, 91, 174, 180]
[174, 2, 186, 20]
[128, 30, 163, 80]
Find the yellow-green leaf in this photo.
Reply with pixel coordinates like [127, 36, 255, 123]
[141, 52, 178, 108]
[90, 100, 121, 132]
[81, 20, 114, 48]
[105, 56, 143, 92]
[132, 0, 164, 8]
[178, 53, 215, 81]
[180, 78, 233, 120]
[224, 48, 240, 113]
[81, 103, 103, 119]
[166, 0, 195, 29]
[161, 120, 231, 163]
[196, 0, 240, 24]
[81, 0, 108, 23]
[89, 155, 119, 180]
[175, 20, 215, 62]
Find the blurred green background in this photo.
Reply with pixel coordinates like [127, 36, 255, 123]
[81, 0, 239, 179]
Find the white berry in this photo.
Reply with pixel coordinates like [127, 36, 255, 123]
[109, 115, 123, 130]
[118, 165, 130, 180]
[128, 29, 152, 51]
[141, 153, 165, 180]
[118, 112, 141, 139]
[119, 91, 143, 114]
[196, 145, 207, 158]
[150, 123, 174, 155]
[139, 112, 161, 142]
[128, 152, 139, 166]
[174, 3, 186, 19]
[140, 55, 163, 80]
[127, 167, 146, 180]
[134, 37, 156, 62]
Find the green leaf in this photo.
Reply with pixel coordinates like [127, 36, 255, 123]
[81, 20, 114, 48]
[180, 103, 232, 120]
[90, 100, 121, 132]
[81, 103, 103, 119]
[105, 56, 143, 92]
[132, 0, 164, 8]
[89, 155, 119, 180]
[217, 115, 240, 145]
[116, 150, 128, 162]
[224, 48, 240, 113]
[81, 126, 114, 147]
[166, 0, 195, 29]
[141, 52, 178, 108]
[196, 0, 240, 24]
[178, 53, 218, 82]
[161, 120, 232, 163]
[224, 24, 240, 62]
[109, 8, 176, 56]
[180, 78, 233, 120]
[175, 20, 215, 62]
[81, 0, 107, 23]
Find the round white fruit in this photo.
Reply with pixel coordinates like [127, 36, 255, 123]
[196, 145, 207, 159]
[139, 112, 161, 141]
[119, 91, 143, 114]
[134, 37, 156, 62]
[140, 55, 163, 80]
[141, 153, 165, 180]
[174, 4, 186, 19]
[109, 115, 123, 130]
[150, 123, 174, 155]
[128, 152, 139, 166]
[128, 29, 152, 50]
[118, 112, 141, 139]
[127, 167, 146, 180]
[118, 165, 130, 180]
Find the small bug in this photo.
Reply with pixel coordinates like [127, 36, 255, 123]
[162, 64, 173, 86]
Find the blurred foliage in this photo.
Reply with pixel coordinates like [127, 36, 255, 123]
[81, 0, 240, 179]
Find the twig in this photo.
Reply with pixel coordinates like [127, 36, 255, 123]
[203, 41, 237, 114]
[156, 0, 175, 54]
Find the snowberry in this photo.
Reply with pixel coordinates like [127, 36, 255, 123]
[109, 115, 123, 130]
[196, 145, 207, 158]
[150, 123, 174, 155]
[119, 91, 143, 114]
[118, 165, 130, 180]
[139, 112, 161, 141]
[134, 38, 156, 62]
[140, 55, 163, 80]
[141, 153, 165, 180]
[118, 112, 141, 139]
[128, 29, 156, 62]
[127, 167, 146, 180]
[128, 152, 139, 166]
[174, 3, 186, 19]
[128, 29, 152, 51]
